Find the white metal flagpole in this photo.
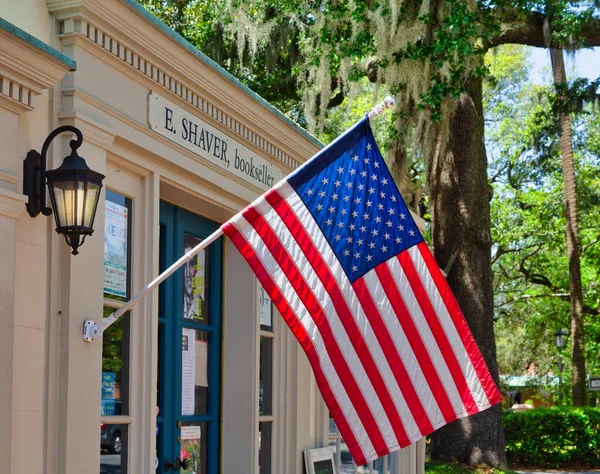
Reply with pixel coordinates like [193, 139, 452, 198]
[83, 96, 396, 341]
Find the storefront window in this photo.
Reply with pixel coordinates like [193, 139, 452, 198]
[101, 306, 129, 416]
[258, 287, 273, 474]
[101, 190, 132, 474]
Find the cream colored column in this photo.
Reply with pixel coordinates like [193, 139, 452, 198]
[0, 190, 27, 473]
[222, 238, 260, 473]
[48, 114, 114, 474]
[0, 99, 30, 473]
[10, 199, 49, 474]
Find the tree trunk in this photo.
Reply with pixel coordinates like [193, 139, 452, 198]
[428, 76, 507, 466]
[549, 49, 588, 407]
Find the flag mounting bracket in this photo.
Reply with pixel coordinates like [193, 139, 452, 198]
[82, 96, 396, 342]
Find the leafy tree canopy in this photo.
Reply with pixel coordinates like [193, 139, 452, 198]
[485, 45, 600, 403]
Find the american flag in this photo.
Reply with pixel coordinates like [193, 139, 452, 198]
[222, 117, 502, 465]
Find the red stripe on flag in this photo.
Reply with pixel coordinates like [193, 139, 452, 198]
[222, 222, 368, 465]
[352, 277, 435, 437]
[374, 263, 457, 424]
[416, 242, 503, 406]
[397, 252, 479, 415]
[265, 190, 412, 447]
[240, 206, 390, 458]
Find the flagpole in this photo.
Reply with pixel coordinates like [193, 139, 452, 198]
[83, 96, 396, 341]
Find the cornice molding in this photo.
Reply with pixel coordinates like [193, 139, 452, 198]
[0, 187, 28, 220]
[57, 111, 116, 151]
[0, 25, 74, 115]
[49, 0, 321, 171]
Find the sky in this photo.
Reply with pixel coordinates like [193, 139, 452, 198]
[530, 46, 600, 84]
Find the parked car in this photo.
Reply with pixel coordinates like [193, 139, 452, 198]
[100, 424, 122, 454]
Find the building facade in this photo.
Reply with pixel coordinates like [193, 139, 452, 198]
[0, 1, 425, 473]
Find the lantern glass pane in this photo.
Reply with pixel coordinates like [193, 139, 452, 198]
[75, 180, 86, 226]
[50, 180, 75, 228]
[84, 183, 100, 228]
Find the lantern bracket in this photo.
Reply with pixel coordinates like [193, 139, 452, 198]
[23, 125, 83, 218]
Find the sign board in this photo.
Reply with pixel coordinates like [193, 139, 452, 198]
[304, 447, 335, 474]
[148, 92, 284, 190]
[589, 377, 600, 391]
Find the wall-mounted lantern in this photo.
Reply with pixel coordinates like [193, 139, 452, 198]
[23, 125, 105, 255]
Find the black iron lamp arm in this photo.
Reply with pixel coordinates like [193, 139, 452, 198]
[38, 125, 83, 216]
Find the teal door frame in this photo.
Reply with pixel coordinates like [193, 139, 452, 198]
[157, 201, 223, 474]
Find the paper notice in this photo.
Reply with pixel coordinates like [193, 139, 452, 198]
[182, 328, 196, 415]
[195, 340, 208, 387]
[104, 200, 128, 297]
[181, 425, 201, 441]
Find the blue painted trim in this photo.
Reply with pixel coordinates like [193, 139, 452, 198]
[0, 17, 76, 70]
[122, 0, 323, 150]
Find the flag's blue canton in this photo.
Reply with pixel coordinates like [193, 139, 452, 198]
[289, 121, 423, 283]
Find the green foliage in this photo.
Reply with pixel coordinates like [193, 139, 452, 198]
[484, 44, 600, 392]
[503, 408, 600, 467]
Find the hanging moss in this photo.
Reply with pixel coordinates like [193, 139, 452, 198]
[224, 0, 488, 180]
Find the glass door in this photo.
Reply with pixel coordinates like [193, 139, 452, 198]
[157, 201, 222, 474]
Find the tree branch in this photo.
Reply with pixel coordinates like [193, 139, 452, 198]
[582, 237, 600, 254]
[488, 11, 600, 49]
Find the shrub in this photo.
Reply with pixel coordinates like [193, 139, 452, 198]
[502, 407, 600, 467]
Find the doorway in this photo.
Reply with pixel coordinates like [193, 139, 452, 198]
[157, 201, 223, 474]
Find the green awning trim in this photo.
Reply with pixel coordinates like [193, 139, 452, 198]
[0, 17, 76, 70]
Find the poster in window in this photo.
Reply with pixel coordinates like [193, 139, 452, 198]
[182, 328, 195, 416]
[104, 200, 128, 297]
[194, 340, 208, 387]
[180, 425, 202, 474]
[183, 234, 206, 322]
